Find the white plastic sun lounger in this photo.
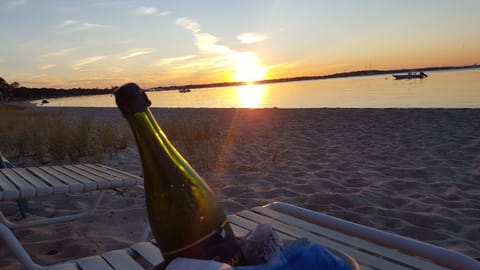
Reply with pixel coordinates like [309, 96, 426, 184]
[0, 163, 143, 229]
[1, 202, 479, 270]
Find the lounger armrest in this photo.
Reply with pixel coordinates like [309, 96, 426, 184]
[264, 202, 480, 270]
[0, 224, 45, 270]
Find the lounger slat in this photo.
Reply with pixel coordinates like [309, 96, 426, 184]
[229, 222, 250, 238]
[49, 166, 97, 191]
[251, 206, 449, 270]
[63, 165, 111, 189]
[83, 164, 138, 186]
[131, 242, 164, 267]
[227, 211, 263, 230]
[235, 210, 410, 270]
[102, 250, 144, 270]
[76, 256, 114, 270]
[47, 262, 78, 270]
[0, 172, 20, 200]
[83, 164, 127, 178]
[0, 168, 35, 199]
[27, 167, 70, 194]
[94, 164, 143, 185]
[39, 166, 84, 192]
[73, 164, 123, 188]
[228, 214, 295, 241]
[359, 266, 376, 270]
[13, 168, 53, 196]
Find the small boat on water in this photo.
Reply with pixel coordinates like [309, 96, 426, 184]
[393, 71, 428, 80]
[178, 88, 191, 93]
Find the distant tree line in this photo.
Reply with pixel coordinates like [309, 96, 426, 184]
[0, 76, 115, 102]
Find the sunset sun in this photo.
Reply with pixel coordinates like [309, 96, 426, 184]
[234, 52, 268, 83]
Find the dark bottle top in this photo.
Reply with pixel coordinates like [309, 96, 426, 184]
[114, 83, 245, 267]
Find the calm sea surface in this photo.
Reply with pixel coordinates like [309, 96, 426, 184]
[36, 68, 480, 108]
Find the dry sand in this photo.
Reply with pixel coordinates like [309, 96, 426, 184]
[1, 107, 479, 268]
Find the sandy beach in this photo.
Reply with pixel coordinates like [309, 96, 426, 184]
[1, 107, 479, 268]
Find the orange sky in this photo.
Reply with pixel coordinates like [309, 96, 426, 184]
[1, 1, 479, 89]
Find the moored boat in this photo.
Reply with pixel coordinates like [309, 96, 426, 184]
[393, 71, 428, 80]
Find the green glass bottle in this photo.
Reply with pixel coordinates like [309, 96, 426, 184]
[114, 83, 245, 267]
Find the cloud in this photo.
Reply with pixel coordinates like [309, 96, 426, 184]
[73, 56, 107, 70]
[196, 33, 234, 55]
[173, 16, 269, 81]
[74, 23, 111, 32]
[152, 55, 195, 66]
[174, 17, 239, 70]
[136, 6, 157, 15]
[31, 74, 47, 80]
[61, 20, 111, 32]
[39, 47, 78, 59]
[39, 64, 56, 70]
[90, 3, 169, 16]
[120, 48, 153, 60]
[176, 17, 200, 33]
[237, 32, 269, 44]
[175, 17, 233, 56]
[110, 67, 124, 73]
[7, 0, 27, 7]
[61, 20, 80, 27]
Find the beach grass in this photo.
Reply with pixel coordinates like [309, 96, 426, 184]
[157, 117, 230, 173]
[0, 105, 131, 165]
[0, 105, 228, 171]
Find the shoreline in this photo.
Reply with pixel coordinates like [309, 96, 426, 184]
[1, 107, 479, 268]
[4, 64, 479, 96]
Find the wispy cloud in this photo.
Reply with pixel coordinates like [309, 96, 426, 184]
[136, 6, 157, 15]
[110, 67, 124, 73]
[75, 23, 111, 32]
[120, 48, 153, 60]
[174, 18, 234, 76]
[237, 32, 269, 44]
[39, 47, 77, 59]
[61, 20, 80, 27]
[176, 17, 234, 56]
[152, 55, 195, 66]
[31, 74, 47, 79]
[176, 17, 200, 33]
[73, 56, 107, 70]
[39, 64, 56, 70]
[61, 20, 111, 32]
[90, 3, 169, 16]
[174, 17, 269, 82]
[7, 0, 27, 7]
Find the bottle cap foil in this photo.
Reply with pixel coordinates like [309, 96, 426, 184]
[114, 82, 152, 117]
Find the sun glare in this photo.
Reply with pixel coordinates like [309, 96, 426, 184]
[237, 84, 265, 108]
[234, 52, 268, 83]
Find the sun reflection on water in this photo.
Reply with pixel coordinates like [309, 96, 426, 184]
[236, 84, 265, 108]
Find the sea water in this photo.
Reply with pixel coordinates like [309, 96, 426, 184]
[34, 68, 480, 109]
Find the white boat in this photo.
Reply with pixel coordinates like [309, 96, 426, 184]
[178, 88, 191, 93]
[393, 71, 428, 80]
